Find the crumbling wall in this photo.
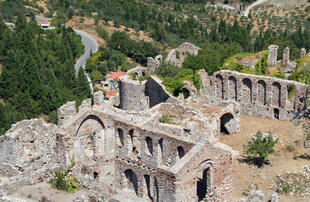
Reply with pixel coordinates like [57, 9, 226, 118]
[173, 142, 232, 202]
[166, 42, 200, 68]
[0, 119, 65, 194]
[147, 55, 162, 74]
[202, 70, 307, 121]
[145, 76, 174, 108]
[268, 45, 278, 66]
[119, 75, 149, 111]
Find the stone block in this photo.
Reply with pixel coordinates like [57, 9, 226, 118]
[94, 91, 104, 105]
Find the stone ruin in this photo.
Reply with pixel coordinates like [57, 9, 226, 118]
[121, 66, 308, 122]
[147, 55, 162, 74]
[0, 45, 309, 201]
[165, 42, 200, 68]
[268, 45, 278, 66]
[267, 45, 309, 77]
[0, 66, 240, 201]
[147, 42, 200, 72]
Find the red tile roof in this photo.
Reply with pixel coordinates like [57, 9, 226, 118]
[107, 72, 126, 81]
[37, 21, 51, 25]
[102, 89, 119, 99]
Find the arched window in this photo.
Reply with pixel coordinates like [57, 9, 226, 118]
[117, 128, 124, 146]
[177, 146, 185, 158]
[124, 169, 138, 196]
[145, 136, 153, 155]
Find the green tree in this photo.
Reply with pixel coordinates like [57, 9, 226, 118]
[243, 131, 278, 166]
[77, 67, 91, 98]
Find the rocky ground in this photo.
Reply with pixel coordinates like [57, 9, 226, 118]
[221, 116, 310, 202]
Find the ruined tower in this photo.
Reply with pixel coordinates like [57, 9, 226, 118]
[282, 47, 290, 65]
[268, 45, 278, 66]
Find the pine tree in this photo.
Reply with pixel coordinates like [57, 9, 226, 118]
[77, 67, 91, 98]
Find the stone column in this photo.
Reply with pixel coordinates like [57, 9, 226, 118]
[223, 75, 229, 100]
[280, 83, 287, 108]
[147, 57, 156, 74]
[300, 48, 307, 59]
[283, 47, 290, 65]
[268, 45, 278, 66]
[252, 79, 258, 105]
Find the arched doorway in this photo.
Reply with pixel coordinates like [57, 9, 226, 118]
[76, 115, 105, 161]
[220, 113, 234, 134]
[196, 164, 213, 201]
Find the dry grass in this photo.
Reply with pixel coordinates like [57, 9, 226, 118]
[66, 16, 154, 47]
[220, 116, 310, 202]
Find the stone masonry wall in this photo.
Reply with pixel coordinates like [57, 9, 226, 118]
[0, 119, 65, 194]
[173, 142, 233, 202]
[119, 75, 149, 111]
[202, 70, 307, 121]
[145, 76, 174, 108]
[165, 42, 200, 68]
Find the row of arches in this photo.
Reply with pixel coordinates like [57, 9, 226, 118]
[215, 75, 284, 107]
[116, 128, 187, 165]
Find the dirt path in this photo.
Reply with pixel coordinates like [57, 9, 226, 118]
[220, 116, 310, 201]
[243, 0, 267, 17]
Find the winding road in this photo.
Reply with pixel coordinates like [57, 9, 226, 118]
[74, 30, 99, 94]
[242, 0, 267, 17]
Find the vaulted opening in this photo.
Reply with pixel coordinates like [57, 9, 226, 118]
[145, 136, 153, 156]
[177, 146, 185, 159]
[220, 113, 234, 134]
[197, 167, 212, 201]
[158, 138, 164, 164]
[117, 128, 124, 146]
[124, 169, 138, 196]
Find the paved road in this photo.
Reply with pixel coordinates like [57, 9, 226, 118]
[74, 30, 99, 94]
[243, 0, 267, 17]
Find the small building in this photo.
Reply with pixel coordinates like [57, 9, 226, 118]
[100, 72, 126, 99]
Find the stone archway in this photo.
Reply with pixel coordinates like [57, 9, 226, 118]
[242, 78, 252, 103]
[196, 160, 213, 201]
[215, 74, 224, 99]
[228, 76, 237, 101]
[76, 115, 105, 162]
[220, 113, 234, 134]
[257, 80, 267, 105]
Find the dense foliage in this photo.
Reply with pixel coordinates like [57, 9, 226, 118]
[0, 15, 89, 135]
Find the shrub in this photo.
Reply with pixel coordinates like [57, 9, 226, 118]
[50, 156, 80, 192]
[306, 134, 310, 141]
[159, 115, 173, 124]
[285, 145, 295, 152]
[129, 72, 137, 80]
[243, 131, 278, 166]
